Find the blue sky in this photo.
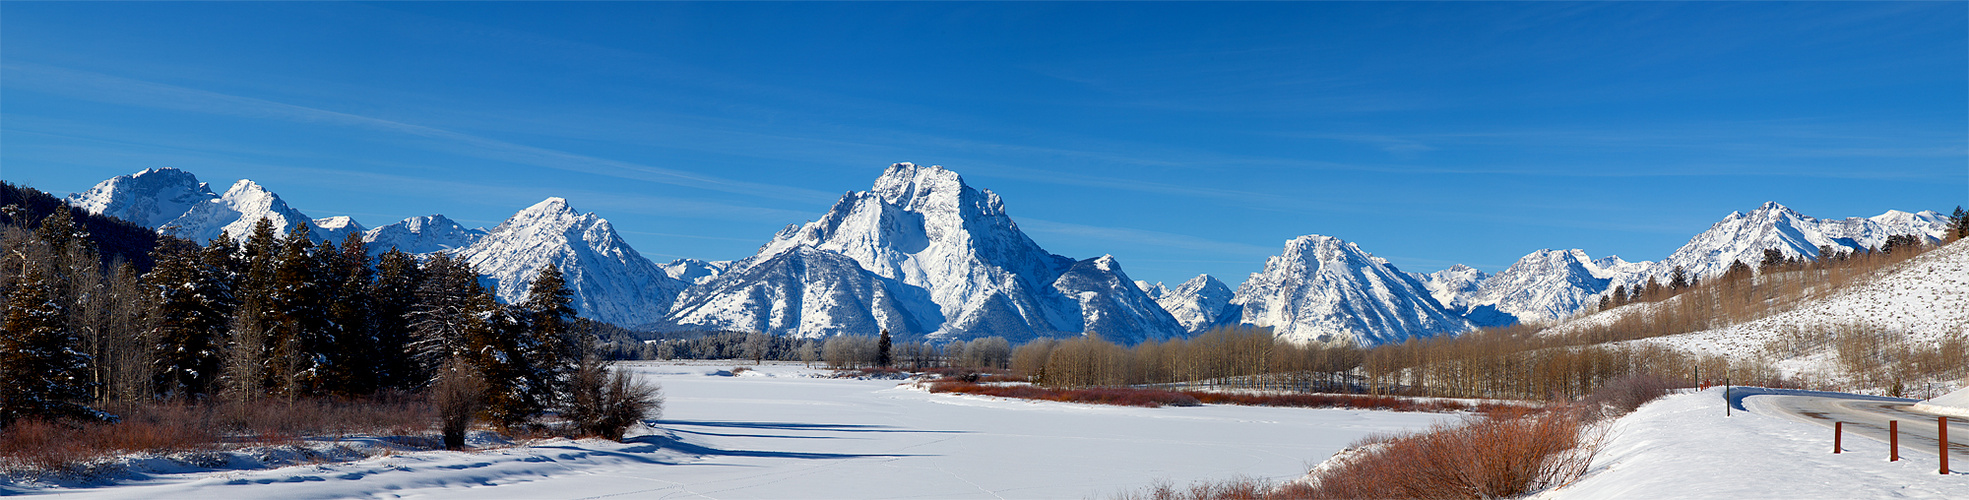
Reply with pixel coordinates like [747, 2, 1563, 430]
[3, 2, 1964, 287]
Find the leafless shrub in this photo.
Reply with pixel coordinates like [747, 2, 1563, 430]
[433, 359, 485, 450]
[564, 356, 663, 441]
[1303, 407, 1600, 499]
[1580, 373, 1677, 421]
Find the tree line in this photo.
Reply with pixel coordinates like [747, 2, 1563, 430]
[2, 195, 653, 446]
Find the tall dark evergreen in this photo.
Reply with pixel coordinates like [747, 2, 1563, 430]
[322, 233, 377, 395]
[877, 329, 893, 368]
[0, 229, 99, 426]
[1668, 266, 1689, 291]
[1952, 206, 1968, 240]
[520, 263, 578, 405]
[370, 249, 423, 390]
[408, 253, 486, 376]
[227, 218, 282, 399]
[146, 239, 233, 398]
[267, 223, 330, 397]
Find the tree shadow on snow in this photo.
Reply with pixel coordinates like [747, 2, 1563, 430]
[655, 420, 966, 434]
[622, 432, 931, 460]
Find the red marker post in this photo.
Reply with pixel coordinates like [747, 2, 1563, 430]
[1943, 417, 1951, 475]
[1834, 421, 1843, 454]
[1890, 420, 1898, 462]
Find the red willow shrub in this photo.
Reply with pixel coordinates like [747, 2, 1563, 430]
[1112, 405, 1602, 500]
[1302, 407, 1599, 499]
[926, 381, 1200, 408]
[1181, 391, 1503, 413]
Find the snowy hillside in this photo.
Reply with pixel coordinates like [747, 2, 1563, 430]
[669, 163, 1185, 343]
[1234, 235, 1471, 346]
[67, 168, 344, 244]
[452, 197, 689, 327]
[1540, 238, 1969, 389]
[362, 214, 487, 255]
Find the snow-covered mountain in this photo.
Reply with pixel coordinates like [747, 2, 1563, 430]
[1154, 274, 1238, 334]
[658, 258, 728, 285]
[1652, 201, 1950, 282]
[665, 163, 1186, 343]
[66, 168, 344, 244]
[452, 198, 689, 327]
[1416, 202, 1954, 326]
[1470, 249, 1612, 324]
[1417, 265, 1487, 311]
[362, 214, 487, 255]
[1233, 235, 1471, 346]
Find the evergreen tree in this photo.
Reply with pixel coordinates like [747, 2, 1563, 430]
[227, 219, 281, 399]
[146, 240, 232, 398]
[877, 329, 892, 368]
[370, 249, 422, 389]
[519, 263, 578, 408]
[408, 253, 484, 377]
[1609, 285, 1628, 307]
[0, 243, 100, 426]
[1952, 206, 1967, 240]
[266, 223, 329, 397]
[1668, 266, 1689, 291]
[322, 233, 377, 395]
[1722, 260, 1754, 281]
[1759, 248, 1787, 271]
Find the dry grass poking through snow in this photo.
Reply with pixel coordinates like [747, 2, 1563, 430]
[0, 396, 437, 474]
[1113, 406, 1600, 500]
[1111, 374, 1684, 499]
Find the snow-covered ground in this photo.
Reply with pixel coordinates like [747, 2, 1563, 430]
[1541, 388, 1964, 499]
[12, 361, 1453, 499]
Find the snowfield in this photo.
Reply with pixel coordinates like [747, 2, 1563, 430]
[13, 362, 1453, 499]
[1541, 388, 1964, 499]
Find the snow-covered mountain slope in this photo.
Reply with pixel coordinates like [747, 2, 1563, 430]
[362, 214, 487, 255]
[1417, 265, 1487, 311]
[66, 168, 344, 244]
[1652, 201, 1951, 283]
[1469, 249, 1612, 324]
[65, 167, 217, 229]
[670, 163, 1186, 343]
[453, 198, 688, 327]
[666, 247, 942, 337]
[1423, 203, 1952, 327]
[1051, 256, 1189, 343]
[1154, 274, 1238, 334]
[658, 258, 728, 285]
[1234, 235, 1471, 346]
[312, 216, 365, 243]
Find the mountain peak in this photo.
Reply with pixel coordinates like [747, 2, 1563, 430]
[522, 197, 575, 215]
[1238, 234, 1470, 345]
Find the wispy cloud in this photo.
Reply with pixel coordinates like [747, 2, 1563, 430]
[1, 62, 838, 203]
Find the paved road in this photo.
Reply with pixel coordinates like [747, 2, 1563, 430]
[1731, 387, 1968, 466]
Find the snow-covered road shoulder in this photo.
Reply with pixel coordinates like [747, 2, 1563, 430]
[1540, 388, 1963, 499]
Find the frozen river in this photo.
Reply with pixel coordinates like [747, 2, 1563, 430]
[29, 362, 1453, 499]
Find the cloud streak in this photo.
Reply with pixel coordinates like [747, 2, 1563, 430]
[1, 62, 838, 203]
